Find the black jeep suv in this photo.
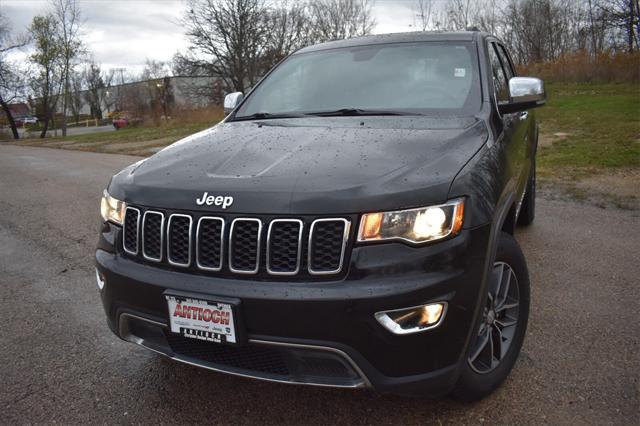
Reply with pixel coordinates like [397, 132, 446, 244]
[96, 31, 545, 400]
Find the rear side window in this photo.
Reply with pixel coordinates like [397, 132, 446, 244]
[496, 45, 515, 80]
[488, 42, 510, 104]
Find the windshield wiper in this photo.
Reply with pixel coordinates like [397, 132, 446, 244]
[306, 108, 419, 117]
[232, 108, 419, 121]
[231, 112, 308, 121]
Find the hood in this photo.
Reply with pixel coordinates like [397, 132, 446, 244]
[109, 116, 487, 214]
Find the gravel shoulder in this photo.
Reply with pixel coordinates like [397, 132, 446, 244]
[0, 145, 638, 425]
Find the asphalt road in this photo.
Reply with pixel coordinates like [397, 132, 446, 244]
[0, 144, 638, 425]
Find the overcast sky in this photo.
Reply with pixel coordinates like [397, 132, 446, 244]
[3, 0, 424, 74]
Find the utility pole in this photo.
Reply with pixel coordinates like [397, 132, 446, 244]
[113, 67, 126, 112]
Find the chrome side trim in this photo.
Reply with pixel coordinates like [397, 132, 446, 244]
[266, 219, 303, 276]
[308, 218, 351, 275]
[142, 210, 164, 262]
[119, 312, 168, 346]
[172, 350, 366, 389]
[250, 339, 371, 388]
[228, 218, 262, 274]
[123, 207, 141, 255]
[196, 216, 225, 272]
[166, 213, 193, 268]
[118, 313, 369, 389]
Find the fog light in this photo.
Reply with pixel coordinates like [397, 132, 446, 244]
[95, 269, 105, 291]
[375, 302, 447, 335]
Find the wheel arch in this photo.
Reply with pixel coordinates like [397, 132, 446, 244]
[455, 189, 517, 369]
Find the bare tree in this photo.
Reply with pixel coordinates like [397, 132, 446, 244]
[264, 1, 313, 64]
[67, 69, 83, 123]
[0, 12, 29, 139]
[108, 67, 136, 112]
[600, 0, 639, 52]
[142, 59, 174, 121]
[476, 0, 500, 35]
[182, 0, 270, 93]
[172, 52, 223, 105]
[308, 0, 376, 41]
[587, 0, 610, 55]
[29, 14, 62, 138]
[413, 0, 435, 31]
[84, 62, 104, 119]
[51, 0, 84, 137]
[119, 83, 147, 119]
[445, 0, 481, 30]
[141, 59, 170, 81]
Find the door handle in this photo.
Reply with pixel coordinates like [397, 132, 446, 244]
[519, 111, 529, 120]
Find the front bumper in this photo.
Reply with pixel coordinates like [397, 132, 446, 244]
[95, 223, 491, 397]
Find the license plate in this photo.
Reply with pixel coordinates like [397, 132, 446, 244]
[166, 295, 237, 344]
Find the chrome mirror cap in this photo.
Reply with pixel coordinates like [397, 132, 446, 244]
[509, 77, 545, 104]
[224, 92, 244, 115]
[499, 77, 545, 114]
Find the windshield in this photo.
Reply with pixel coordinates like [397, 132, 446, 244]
[234, 42, 481, 119]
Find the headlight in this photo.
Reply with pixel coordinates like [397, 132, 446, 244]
[100, 190, 126, 225]
[358, 199, 464, 244]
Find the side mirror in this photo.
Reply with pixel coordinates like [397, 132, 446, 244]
[499, 77, 545, 114]
[224, 92, 244, 115]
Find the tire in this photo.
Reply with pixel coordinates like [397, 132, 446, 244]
[517, 157, 536, 226]
[451, 232, 530, 402]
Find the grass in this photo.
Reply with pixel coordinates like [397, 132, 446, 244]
[536, 82, 640, 179]
[534, 82, 640, 209]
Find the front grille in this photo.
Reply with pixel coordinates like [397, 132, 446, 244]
[229, 219, 261, 273]
[309, 219, 349, 274]
[122, 208, 352, 279]
[142, 211, 164, 261]
[267, 220, 302, 275]
[167, 214, 192, 266]
[196, 217, 224, 271]
[123, 207, 140, 254]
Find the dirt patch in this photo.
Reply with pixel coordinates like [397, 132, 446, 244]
[578, 168, 640, 199]
[538, 131, 573, 147]
[541, 168, 640, 210]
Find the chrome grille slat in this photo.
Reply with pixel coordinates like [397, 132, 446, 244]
[167, 214, 192, 267]
[228, 218, 262, 274]
[142, 210, 164, 262]
[266, 219, 303, 276]
[196, 217, 225, 271]
[308, 218, 351, 275]
[123, 207, 140, 255]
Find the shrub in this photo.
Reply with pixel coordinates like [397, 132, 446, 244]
[141, 106, 225, 129]
[520, 51, 640, 83]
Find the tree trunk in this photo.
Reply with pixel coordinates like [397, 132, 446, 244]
[40, 118, 49, 138]
[626, 0, 636, 53]
[588, 0, 597, 57]
[61, 78, 68, 137]
[0, 97, 20, 140]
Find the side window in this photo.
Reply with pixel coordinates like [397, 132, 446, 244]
[487, 42, 509, 103]
[496, 45, 515, 80]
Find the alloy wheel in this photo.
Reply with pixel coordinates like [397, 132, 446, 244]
[468, 261, 520, 374]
